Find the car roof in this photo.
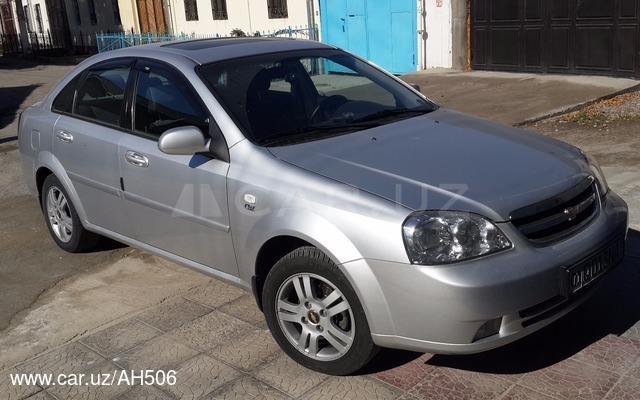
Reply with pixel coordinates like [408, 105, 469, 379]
[102, 37, 336, 66]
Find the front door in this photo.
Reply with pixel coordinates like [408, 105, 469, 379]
[119, 60, 236, 275]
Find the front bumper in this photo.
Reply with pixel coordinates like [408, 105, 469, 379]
[342, 191, 628, 354]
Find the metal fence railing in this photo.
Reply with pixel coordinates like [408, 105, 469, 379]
[96, 25, 318, 53]
[1, 30, 98, 56]
[0, 33, 21, 54]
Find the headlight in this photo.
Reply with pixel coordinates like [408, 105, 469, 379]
[402, 211, 512, 265]
[583, 151, 609, 198]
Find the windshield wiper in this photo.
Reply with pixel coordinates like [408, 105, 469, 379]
[353, 107, 432, 123]
[258, 122, 380, 146]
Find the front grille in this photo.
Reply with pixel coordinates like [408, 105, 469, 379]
[510, 177, 599, 245]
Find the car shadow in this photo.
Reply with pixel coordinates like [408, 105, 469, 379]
[91, 237, 128, 252]
[0, 85, 40, 130]
[362, 229, 640, 375]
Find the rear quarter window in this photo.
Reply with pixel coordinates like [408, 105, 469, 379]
[52, 75, 81, 114]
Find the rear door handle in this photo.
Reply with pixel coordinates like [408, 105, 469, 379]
[125, 151, 149, 168]
[56, 130, 73, 143]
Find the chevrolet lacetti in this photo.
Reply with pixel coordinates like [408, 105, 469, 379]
[18, 38, 628, 375]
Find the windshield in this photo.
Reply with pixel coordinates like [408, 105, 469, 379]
[199, 49, 436, 146]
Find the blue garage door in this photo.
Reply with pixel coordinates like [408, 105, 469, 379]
[320, 0, 417, 75]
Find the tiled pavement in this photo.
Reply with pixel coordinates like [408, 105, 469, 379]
[3, 234, 639, 400]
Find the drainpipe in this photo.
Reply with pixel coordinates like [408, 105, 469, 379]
[419, 0, 427, 69]
[165, 0, 174, 35]
[306, 0, 316, 40]
[246, 0, 253, 35]
[466, 0, 471, 71]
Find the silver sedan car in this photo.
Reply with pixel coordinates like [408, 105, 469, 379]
[18, 38, 628, 375]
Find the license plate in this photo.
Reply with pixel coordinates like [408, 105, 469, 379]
[560, 237, 625, 297]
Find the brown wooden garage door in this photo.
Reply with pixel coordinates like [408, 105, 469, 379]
[471, 0, 640, 78]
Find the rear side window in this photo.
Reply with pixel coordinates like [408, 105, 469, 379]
[74, 65, 131, 126]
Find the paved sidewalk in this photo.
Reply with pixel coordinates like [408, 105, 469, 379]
[2, 238, 639, 399]
[1, 57, 639, 399]
[402, 69, 640, 126]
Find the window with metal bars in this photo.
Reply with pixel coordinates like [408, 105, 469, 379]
[112, 0, 122, 25]
[267, 0, 288, 19]
[88, 0, 97, 24]
[185, 0, 199, 21]
[72, 0, 81, 25]
[35, 4, 44, 33]
[211, 0, 228, 20]
[23, 5, 32, 32]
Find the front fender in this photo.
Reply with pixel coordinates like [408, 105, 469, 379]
[253, 208, 364, 268]
[235, 208, 396, 336]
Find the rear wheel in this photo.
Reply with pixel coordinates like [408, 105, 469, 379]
[41, 175, 99, 252]
[263, 246, 378, 375]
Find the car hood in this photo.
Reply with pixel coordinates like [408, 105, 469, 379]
[268, 108, 591, 221]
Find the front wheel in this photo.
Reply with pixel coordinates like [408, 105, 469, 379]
[41, 174, 99, 253]
[263, 247, 378, 375]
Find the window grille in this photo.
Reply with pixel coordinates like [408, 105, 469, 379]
[185, 0, 199, 21]
[35, 4, 44, 33]
[72, 0, 81, 25]
[211, 0, 228, 20]
[23, 5, 32, 32]
[88, 0, 97, 24]
[112, 0, 122, 25]
[267, 0, 288, 19]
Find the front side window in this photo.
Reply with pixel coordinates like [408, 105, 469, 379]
[211, 0, 227, 20]
[267, 0, 287, 19]
[185, 0, 199, 21]
[133, 65, 209, 138]
[199, 50, 435, 146]
[74, 64, 131, 126]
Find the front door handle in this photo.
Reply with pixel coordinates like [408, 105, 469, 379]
[125, 151, 149, 168]
[56, 130, 73, 143]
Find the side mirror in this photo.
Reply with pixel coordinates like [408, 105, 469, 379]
[158, 126, 209, 155]
[408, 83, 421, 93]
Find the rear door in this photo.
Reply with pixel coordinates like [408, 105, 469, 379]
[52, 59, 133, 235]
[119, 59, 237, 275]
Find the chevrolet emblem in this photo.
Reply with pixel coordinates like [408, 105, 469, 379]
[564, 206, 580, 221]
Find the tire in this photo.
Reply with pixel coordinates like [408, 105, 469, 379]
[41, 174, 99, 253]
[263, 246, 379, 375]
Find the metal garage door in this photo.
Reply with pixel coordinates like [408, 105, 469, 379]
[471, 0, 640, 78]
[320, 0, 417, 75]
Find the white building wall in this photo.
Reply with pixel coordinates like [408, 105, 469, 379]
[118, 0, 139, 33]
[169, 0, 315, 37]
[420, 0, 453, 69]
